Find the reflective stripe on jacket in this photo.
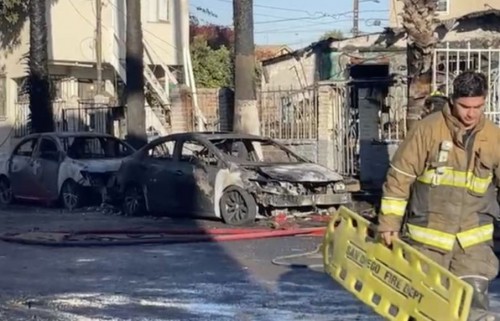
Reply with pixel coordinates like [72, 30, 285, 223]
[379, 104, 500, 252]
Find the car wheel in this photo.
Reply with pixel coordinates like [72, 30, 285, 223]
[220, 186, 257, 226]
[123, 184, 146, 216]
[60, 179, 83, 211]
[0, 176, 13, 205]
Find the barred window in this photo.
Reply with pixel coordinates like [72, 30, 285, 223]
[436, 0, 448, 13]
[0, 75, 5, 117]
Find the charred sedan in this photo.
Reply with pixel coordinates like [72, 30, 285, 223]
[0, 132, 134, 210]
[114, 132, 353, 225]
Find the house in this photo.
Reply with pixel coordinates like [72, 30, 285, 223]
[255, 45, 292, 61]
[0, 0, 189, 151]
[259, 9, 500, 189]
[389, 0, 496, 27]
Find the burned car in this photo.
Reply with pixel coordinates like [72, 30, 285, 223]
[114, 132, 354, 225]
[0, 132, 134, 210]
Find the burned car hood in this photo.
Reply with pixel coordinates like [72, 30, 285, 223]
[247, 163, 343, 183]
[73, 159, 125, 173]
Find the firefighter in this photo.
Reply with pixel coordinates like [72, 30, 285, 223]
[378, 71, 500, 321]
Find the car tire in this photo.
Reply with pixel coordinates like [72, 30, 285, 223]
[220, 186, 257, 226]
[0, 176, 13, 205]
[123, 184, 147, 216]
[60, 179, 84, 211]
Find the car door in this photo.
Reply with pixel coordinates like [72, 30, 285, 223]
[32, 136, 62, 200]
[141, 138, 179, 213]
[9, 137, 40, 198]
[174, 139, 220, 216]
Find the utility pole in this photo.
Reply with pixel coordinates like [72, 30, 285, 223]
[233, 0, 260, 135]
[95, 0, 103, 94]
[125, 0, 147, 148]
[353, 0, 359, 36]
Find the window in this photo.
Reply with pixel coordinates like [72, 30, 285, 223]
[62, 136, 134, 159]
[13, 138, 38, 157]
[211, 139, 252, 162]
[38, 138, 60, 161]
[0, 75, 5, 118]
[39, 138, 58, 153]
[147, 140, 174, 159]
[436, 0, 448, 13]
[180, 140, 218, 165]
[259, 141, 302, 163]
[145, 0, 169, 22]
[209, 138, 303, 164]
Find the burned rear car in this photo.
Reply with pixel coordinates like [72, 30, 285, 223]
[114, 132, 356, 225]
[0, 132, 134, 210]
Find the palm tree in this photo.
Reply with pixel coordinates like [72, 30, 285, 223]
[402, 0, 438, 130]
[28, 0, 54, 133]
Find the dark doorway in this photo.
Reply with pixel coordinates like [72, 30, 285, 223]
[349, 63, 392, 192]
[350, 63, 389, 81]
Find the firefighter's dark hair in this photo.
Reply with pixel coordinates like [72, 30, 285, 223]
[452, 70, 488, 99]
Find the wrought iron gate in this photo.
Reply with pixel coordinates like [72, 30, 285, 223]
[433, 42, 500, 125]
[62, 106, 116, 135]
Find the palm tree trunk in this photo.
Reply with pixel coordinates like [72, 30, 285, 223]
[29, 0, 54, 133]
[402, 0, 438, 130]
[125, 0, 147, 148]
[233, 0, 260, 135]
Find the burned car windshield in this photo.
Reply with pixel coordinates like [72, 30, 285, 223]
[62, 136, 133, 159]
[210, 138, 302, 163]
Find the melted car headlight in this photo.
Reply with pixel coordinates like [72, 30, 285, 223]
[333, 182, 346, 193]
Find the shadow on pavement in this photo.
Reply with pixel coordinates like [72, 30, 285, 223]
[0, 207, 374, 320]
[275, 247, 383, 321]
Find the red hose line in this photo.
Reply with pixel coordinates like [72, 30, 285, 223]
[53, 228, 283, 235]
[42, 225, 328, 236]
[0, 227, 327, 247]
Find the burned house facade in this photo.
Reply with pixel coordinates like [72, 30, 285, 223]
[258, 9, 500, 190]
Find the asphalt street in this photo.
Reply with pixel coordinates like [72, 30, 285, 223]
[1, 205, 500, 320]
[0, 205, 380, 321]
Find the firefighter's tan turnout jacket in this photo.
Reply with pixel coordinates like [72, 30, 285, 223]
[379, 104, 500, 252]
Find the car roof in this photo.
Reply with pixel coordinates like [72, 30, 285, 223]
[164, 131, 270, 141]
[22, 131, 116, 140]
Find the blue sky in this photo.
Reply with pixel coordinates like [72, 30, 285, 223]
[190, 0, 390, 49]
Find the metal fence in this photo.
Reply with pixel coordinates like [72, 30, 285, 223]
[259, 86, 318, 141]
[433, 42, 500, 125]
[329, 83, 356, 176]
[327, 80, 407, 177]
[14, 100, 68, 137]
[62, 106, 114, 134]
[380, 81, 407, 142]
[14, 100, 120, 137]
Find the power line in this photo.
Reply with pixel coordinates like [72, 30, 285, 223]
[256, 21, 387, 34]
[261, 28, 354, 34]
[255, 15, 387, 34]
[255, 16, 332, 25]
[210, 0, 322, 14]
[208, 0, 388, 17]
[255, 19, 353, 33]
[190, 3, 287, 20]
[191, 0, 388, 30]
[255, 20, 351, 33]
[254, 9, 388, 24]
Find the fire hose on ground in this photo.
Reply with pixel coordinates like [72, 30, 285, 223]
[0, 215, 339, 270]
[0, 226, 327, 247]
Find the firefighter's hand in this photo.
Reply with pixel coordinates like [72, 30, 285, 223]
[380, 231, 399, 247]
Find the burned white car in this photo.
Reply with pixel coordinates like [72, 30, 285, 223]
[0, 132, 134, 210]
[113, 132, 355, 225]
